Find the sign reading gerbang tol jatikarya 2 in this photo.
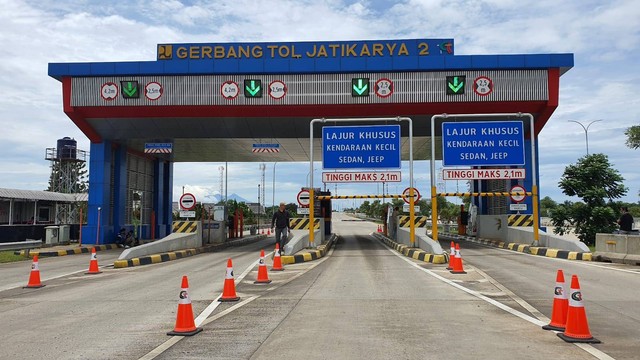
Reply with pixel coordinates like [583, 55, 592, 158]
[323, 125, 401, 170]
[442, 121, 525, 166]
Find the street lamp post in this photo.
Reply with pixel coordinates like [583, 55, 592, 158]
[568, 119, 602, 155]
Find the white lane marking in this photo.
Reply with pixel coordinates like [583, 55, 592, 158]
[139, 247, 335, 360]
[473, 267, 548, 322]
[385, 246, 616, 360]
[0, 265, 112, 292]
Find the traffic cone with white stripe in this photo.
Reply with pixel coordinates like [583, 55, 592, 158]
[254, 249, 272, 284]
[219, 258, 240, 302]
[450, 243, 467, 274]
[446, 241, 455, 270]
[167, 275, 203, 336]
[542, 269, 568, 331]
[24, 255, 45, 288]
[271, 243, 284, 271]
[85, 247, 102, 275]
[557, 275, 600, 343]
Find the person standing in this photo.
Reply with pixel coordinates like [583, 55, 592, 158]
[271, 202, 291, 255]
[617, 206, 634, 234]
[389, 206, 399, 240]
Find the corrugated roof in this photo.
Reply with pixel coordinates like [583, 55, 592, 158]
[0, 188, 88, 202]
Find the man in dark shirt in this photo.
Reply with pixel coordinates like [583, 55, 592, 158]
[271, 202, 291, 255]
[617, 206, 634, 234]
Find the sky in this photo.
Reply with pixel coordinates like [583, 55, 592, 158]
[0, 0, 638, 209]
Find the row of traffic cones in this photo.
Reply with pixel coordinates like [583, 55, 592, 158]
[24, 247, 103, 288]
[168, 243, 284, 336]
[441, 242, 599, 343]
[542, 269, 600, 343]
[446, 241, 467, 274]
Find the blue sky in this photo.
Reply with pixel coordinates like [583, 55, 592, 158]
[0, 0, 638, 208]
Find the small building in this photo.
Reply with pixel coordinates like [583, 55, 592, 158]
[0, 188, 87, 243]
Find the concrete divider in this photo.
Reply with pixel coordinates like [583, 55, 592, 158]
[118, 231, 201, 261]
[396, 227, 444, 254]
[284, 229, 323, 255]
[595, 233, 640, 265]
[508, 227, 590, 252]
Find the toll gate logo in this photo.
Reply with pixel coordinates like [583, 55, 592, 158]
[571, 291, 582, 302]
[158, 45, 172, 60]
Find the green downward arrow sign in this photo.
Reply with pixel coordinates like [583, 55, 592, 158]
[245, 80, 262, 97]
[122, 81, 139, 98]
[352, 78, 370, 96]
[447, 76, 464, 94]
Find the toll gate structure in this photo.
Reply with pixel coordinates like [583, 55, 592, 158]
[48, 38, 573, 244]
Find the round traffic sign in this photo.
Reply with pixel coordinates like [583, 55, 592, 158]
[179, 193, 197, 210]
[402, 187, 421, 204]
[297, 189, 310, 206]
[220, 81, 239, 100]
[145, 82, 163, 101]
[375, 78, 393, 98]
[268, 80, 287, 100]
[100, 82, 118, 101]
[510, 185, 526, 203]
[473, 76, 493, 96]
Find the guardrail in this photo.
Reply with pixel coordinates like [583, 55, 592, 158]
[1, 240, 43, 255]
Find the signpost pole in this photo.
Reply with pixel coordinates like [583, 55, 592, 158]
[430, 115, 440, 241]
[407, 117, 415, 247]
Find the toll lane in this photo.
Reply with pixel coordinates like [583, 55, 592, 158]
[444, 237, 640, 359]
[159, 214, 592, 359]
[0, 249, 124, 292]
[0, 237, 277, 360]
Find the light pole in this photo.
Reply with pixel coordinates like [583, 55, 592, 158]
[568, 119, 602, 155]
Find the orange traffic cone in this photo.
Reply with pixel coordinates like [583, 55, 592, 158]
[271, 243, 284, 271]
[24, 255, 45, 288]
[446, 241, 455, 270]
[450, 243, 467, 274]
[261, 228, 264, 235]
[267, 228, 271, 236]
[85, 247, 102, 275]
[557, 275, 600, 343]
[167, 275, 203, 336]
[219, 258, 240, 302]
[377, 224, 382, 232]
[254, 249, 272, 284]
[542, 269, 568, 331]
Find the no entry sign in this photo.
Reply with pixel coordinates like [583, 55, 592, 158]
[180, 193, 196, 210]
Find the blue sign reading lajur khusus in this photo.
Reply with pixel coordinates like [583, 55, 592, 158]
[442, 121, 525, 166]
[323, 125, 401, 169]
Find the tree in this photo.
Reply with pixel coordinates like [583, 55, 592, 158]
[540, 196, 558, 217]
[551, 153, 627, 245]
[625, 125, 640, 149]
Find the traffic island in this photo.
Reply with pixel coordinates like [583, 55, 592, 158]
[374, 232, 447, 264]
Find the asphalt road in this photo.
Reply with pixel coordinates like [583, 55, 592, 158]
[1, 213, 638, 359]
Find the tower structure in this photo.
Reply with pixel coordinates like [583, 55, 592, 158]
[45, 137, 88, 224]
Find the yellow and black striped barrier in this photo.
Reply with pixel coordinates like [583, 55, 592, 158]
[508, 214, 533, 227]
[289, 218, 320, 230]
[114, 249, 199, 268]
[398, 215, 429, 228]
[172, 221, 198, 233]
[316, 194, 403, 200]
[438, 192, 533, 197]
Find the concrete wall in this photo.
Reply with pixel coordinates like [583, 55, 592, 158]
[595, 233, 640, 265]
[396, 227, 445, 254]
[477, 215, 508, 240]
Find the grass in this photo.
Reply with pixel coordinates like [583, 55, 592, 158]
[0, 251, 31, 263]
